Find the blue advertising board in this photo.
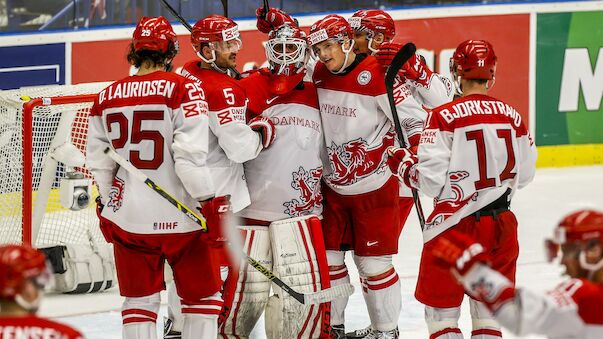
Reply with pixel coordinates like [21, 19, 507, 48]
[0, 44, 65, 90]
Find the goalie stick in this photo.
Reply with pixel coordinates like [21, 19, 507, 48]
[104, 147, 354, 305]
[158, 0, 241, 79]
[384, 42, 427, 230]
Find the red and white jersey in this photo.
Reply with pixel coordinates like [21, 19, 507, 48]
[237, 69, 323, 221]
[0, 315, 83, 338]
[414, 94, 537, 242]
[180, 61, 263, 212]
[498, 279, 603, 338]
[87, 71, 214, 234]
[406, 73, 454, 109]
[313, 55, 426, 195]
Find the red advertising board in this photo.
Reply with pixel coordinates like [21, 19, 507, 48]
[72, 14, 529, 124]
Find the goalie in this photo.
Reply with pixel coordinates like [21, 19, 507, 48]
[165, 15, 331, 339]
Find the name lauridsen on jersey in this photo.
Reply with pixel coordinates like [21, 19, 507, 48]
[99, 80, 176, 104]
[439, 100, 523, 127]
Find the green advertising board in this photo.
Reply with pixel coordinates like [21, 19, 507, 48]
[536, 11, 603, 146]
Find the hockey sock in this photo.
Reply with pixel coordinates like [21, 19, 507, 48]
[327, 250, 349, 327]
[182, 314, 219, 339]
[122, 294, 160, 339]
[425, 306, 463, 339]
[470, 299, 502, 338]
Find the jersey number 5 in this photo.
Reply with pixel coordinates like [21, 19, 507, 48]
[106, 110, 165, 170]
[466, 129, 516, 190]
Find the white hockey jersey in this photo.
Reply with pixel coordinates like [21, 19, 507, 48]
[87, 71, 214, 234]
[237, 70, 323, 222]
[313, 54, 427, 195]
[494, 278, 603, 338]
[413, 93, 537, 242]
[181, 61, 263, 212]
[406, 72, 454, 109]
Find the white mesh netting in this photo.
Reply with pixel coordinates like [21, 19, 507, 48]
[0, 82, 112, 247]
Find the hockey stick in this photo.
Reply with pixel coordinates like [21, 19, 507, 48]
[384, 42, 427, 230]
[105, 147, 207, 230]
[158, 0, 241, 79]
[221, 0, 228, 18]
[104, 147, 354, 304]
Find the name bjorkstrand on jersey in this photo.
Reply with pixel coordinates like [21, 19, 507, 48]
[439, 99, 523, 127]
[99, 80, 176, 104]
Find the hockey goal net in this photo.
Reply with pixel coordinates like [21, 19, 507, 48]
[0, 82, 111, 248]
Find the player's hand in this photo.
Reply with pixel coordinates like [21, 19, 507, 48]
[386, 147, 418, 188]
[401, 53, 433, 88]
[375, 41, 402, 70]
[200, 196, 232, 247]
[249, 115, 276, 149]
[95, 196, 113, 243]
[432, 229, 489, 276]
[432, 229, 516, 312]
[255, 7, 295, 33]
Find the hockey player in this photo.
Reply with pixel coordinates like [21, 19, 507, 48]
[308, 15, 427, 339]
[388, 39, 538, 338]
[348, 9, 453, 109]
[432, 209, 603, 339]
[0, 244, 84, 338]
[216, 22, 329, 338]
[87, 16, 228, 339]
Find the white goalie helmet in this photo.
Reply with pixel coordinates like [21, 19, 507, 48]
[265, 24, 308, 76]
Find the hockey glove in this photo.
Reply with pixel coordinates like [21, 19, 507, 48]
[375, 42, 402, 71]
[432, 230, 516, 313]
[255, 7, 296, 33]
[95, 196, 114, 243]
[386, 147, 418, 189]
[249, 115, 276, 149]
[401, 53, 433, 88]
[200, 196, 232, 248]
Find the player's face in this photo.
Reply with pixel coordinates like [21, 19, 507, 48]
[313, 39, 347, 72]
[212, 39, 242, 69]
[353, 31, 370, 54]
[560, 243, 584, 278]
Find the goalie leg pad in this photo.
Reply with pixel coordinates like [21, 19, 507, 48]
[469, 299, 502, 338]
[267, 215, 331, 339]
[425, 306, 462, 338]
[327, 250, 349, 327]
[219, 225, 272, 338]
[122, 293, 160, 339]
[353, 255, 400, 331]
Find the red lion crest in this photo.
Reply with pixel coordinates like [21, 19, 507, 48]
[326, 130, 395, 186]
[107, 176, 125, 212]
[284, 166, 323, 217]
[425, 171, 476, 229]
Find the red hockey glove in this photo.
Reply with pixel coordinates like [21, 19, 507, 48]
[386, 147, 418, 189]
[249, 115, 276, 149]
[200, 196, 232, 247]
[375, 41, 402, 70]
[255, 7, 295, 33]
[432, 230, 516, 312]
[401, 53, 433, 88]
[95, 196, 114, 243]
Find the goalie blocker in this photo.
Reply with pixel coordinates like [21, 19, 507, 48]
[167, 215, 332, 339]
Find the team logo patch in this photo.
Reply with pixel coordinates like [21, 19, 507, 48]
[107, 176, 125, 212]
[357, 70, 372, 85]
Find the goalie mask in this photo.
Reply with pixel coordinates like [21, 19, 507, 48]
[545, 210, 603, 276]
[348, 9, 395, 54]
[191, 15, 243, 72]
[450, 39, 497, 95]
[309, 14, 355, 74]
[265, 24, 308, 94]
[0, 244, 51, 312]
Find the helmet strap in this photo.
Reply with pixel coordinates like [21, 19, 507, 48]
[579, 251, 603, 273]
[453, 75, 463, 96]
[15, 292, 42, 313]
[334, 39, 355, 74]
[198, 50, 228, 74]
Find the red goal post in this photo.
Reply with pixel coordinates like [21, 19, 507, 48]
[0, 82, 110, 247]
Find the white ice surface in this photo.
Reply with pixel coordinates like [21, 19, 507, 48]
[41, 165, 603, 338]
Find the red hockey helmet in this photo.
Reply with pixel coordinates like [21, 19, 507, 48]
[191, 15, 241, 53]
[132, 16, 177, 53]
[450, 39, 497, 80]
[348, 9, 395, 41]
[308, 14, 353, 47]
[0, 245, 49, 299]
[545, 210, 603, 264]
